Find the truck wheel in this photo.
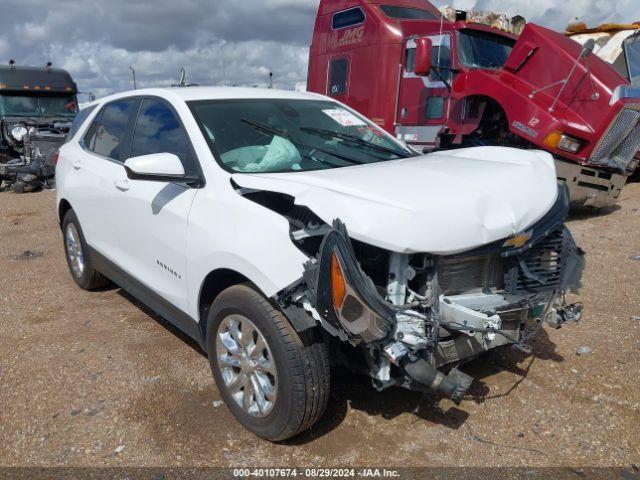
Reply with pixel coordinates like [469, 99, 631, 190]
[62, 210, 109, 290]
[206, 284, 330, 442]
[11, 181, 25, 194]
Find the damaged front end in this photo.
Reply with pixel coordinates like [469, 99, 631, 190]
[261, 184, 585, 403]
[0, 117, 69, 192]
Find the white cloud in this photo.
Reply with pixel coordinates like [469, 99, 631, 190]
[2, 0, 638, 98]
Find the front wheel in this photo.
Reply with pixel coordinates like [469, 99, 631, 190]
[206, 285, 330, 441]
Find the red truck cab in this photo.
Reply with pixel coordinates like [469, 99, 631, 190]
[307, 0, 640, 207]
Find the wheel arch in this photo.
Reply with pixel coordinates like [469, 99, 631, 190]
[463, 94, 509, 130]
[58, 198, 73, 227]
[197, 268, 254, 343]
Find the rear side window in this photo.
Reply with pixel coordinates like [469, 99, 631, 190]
[84, 99, 138, 161]
[328, 58, 349, 96]
[332, 7, 365, 29]
[380, 5, 438, 20]
[65, 104, 97, 143]
[130, 98, 198, 176]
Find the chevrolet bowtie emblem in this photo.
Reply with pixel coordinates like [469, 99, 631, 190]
[503, 230, 533, 249]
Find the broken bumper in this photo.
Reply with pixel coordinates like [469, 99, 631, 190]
[294, 186, 584, 401]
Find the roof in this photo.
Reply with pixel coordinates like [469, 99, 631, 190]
[318, 0, 442, 17]
[0, 65, 77, 93]
[89, 86, 329, 107]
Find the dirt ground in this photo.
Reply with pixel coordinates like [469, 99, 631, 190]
[0, 186, 638, 470]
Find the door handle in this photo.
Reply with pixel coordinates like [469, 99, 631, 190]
[72, 159, 82, 170]
[114, 179, 130, 191]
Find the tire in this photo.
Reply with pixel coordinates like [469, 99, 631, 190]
[206, 284, 330, 442]
[62, 209, 109, 290]
[11, 181, 25, 194]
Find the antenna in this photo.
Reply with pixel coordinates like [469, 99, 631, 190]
[171, 67, 199, 88]
[436, 9, 444, 72]
[129, 66, 137, 89]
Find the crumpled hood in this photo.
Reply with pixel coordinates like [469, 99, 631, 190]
[232, 146, 559, 255]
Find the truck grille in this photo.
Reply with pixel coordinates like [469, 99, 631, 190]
[590, 108, 640, 172]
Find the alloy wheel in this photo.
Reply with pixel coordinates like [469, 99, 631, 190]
[216, 314, 278, 418]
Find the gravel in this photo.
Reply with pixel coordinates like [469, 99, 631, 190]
[576, 345, 593, 356]
[0, 187, 639, 468]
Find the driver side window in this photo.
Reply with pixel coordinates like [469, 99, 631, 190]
[405, 35, 452, 83]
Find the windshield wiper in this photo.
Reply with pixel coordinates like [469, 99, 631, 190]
[300, 126, 411, 159]
[240, 118, 365, 166]
[241, 118, 291, 140]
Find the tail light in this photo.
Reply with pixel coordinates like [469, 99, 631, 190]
[51, 151, 60, 165]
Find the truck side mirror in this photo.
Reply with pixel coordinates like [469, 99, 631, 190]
[414, 38, 433, 77]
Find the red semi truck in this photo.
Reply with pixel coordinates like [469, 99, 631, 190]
[307, 0, 640, 207]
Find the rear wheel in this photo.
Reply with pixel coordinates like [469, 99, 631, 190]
[62, 210, 109, 290]
[206, 284, 330, 441]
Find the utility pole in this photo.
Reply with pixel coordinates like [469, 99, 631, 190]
[222, 43, 227, 86]
[129, 66, 137, 89]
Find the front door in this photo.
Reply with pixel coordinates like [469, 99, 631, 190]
[396, 34, 452, 149]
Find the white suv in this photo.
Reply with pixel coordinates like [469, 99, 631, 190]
[57, 87, 584, 441]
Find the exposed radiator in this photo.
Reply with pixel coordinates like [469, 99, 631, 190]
[437, 254, 504, 296]
[437, 228, 569, 296]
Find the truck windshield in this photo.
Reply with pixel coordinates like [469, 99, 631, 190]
[458, 30, 515, 70]
[380, 5, 438, 20]
[190, 99, 413, 173]
[0, 94, 78, 118]
[624, 35, 640, 86]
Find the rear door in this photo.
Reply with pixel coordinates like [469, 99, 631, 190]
[72, 98, 139, 262]
[395, 34, 452, 149]
[111, 97, 201, 312]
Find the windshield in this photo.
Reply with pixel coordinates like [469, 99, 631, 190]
[380, 5, 438, 20]
[458, 30, 515, 70]
[189, 99, 413, 173]
[624, 35, 640, 86]
[0, 94, 78, 118]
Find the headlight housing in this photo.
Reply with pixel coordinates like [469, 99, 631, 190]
[544, 130, 583, 154]
[10, 124, 28, 142]
[557, 134, 583, 154]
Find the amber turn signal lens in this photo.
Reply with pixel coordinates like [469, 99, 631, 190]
[543, 130, 563, 149]
[331, 253, 347, 310]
